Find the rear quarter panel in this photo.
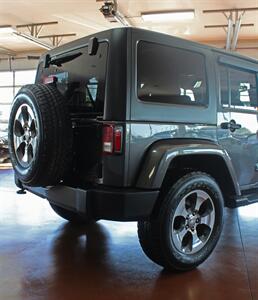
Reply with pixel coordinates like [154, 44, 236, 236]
[127, 29, 218, 186]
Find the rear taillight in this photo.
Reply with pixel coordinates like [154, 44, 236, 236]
[102, 124, 123, 154]
[103, 125, 113, 153]
[114, 126, 122, 153]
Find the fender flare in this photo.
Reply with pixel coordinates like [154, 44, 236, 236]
[136, 139, 241, 196]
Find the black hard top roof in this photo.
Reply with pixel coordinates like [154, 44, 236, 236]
[44, 27, 258, 65]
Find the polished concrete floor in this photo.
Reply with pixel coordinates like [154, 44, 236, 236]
[0, 169, 257, 300]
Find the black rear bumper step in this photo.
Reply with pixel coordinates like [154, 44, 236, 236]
[25, 185, 159, 221]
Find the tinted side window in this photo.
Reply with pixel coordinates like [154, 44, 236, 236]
[137, 41, 208, 106]
[230, 68, 257, 110]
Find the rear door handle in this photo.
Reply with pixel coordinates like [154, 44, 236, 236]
[221, 120, 241, 132]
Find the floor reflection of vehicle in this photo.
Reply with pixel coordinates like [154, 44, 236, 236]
[0, 136, 10, 164]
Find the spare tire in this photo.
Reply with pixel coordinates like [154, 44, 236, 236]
[8, 84, 72, 187]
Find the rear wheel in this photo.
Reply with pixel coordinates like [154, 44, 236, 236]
[50, 203, 95, 224]
[138, 172, 224, 271]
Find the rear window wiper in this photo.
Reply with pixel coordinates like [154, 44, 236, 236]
[44, 52, 82, 68]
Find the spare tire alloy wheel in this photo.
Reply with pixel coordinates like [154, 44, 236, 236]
[13, 103, 38, 168]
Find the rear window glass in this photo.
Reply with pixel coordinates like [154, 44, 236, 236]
[39, 42, 108, 113]
[137, 41, 208, 106]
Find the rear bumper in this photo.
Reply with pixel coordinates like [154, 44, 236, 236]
[25, 185, 159, 221]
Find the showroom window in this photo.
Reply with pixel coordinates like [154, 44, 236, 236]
[0, 70, 36, 137]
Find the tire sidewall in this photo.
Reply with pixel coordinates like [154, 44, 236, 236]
[160, 174, 224, 270]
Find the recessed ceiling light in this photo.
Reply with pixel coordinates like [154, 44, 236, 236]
[141, 10, 195, 22]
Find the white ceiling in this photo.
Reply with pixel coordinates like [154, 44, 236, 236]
[0, 0, 257, 57]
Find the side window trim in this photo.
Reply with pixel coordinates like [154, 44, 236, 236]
[218, 55, 258, 73]
[218, 65, 230, 108]
[228, 67, 231, 107]
[256, 72, 258, 103]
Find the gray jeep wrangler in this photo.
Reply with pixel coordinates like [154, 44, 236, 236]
[8, 28, 258, 271]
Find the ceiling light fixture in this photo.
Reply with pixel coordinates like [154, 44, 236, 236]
[13, 32, 53, 50]
[0, 25, 16, 34]
[141, 10, 195, 22]
[53, 15, 107, 31]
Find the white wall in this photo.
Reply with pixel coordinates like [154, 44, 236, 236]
[0, 50, 43, 71]
[0, 58, 39, 71]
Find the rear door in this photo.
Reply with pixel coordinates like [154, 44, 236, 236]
[37, 41, 109, 185]
[217, 60, 258, 188]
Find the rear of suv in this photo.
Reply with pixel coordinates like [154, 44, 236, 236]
[8, 28, 258, 271]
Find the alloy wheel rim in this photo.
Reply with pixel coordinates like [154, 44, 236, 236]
[13, 103, 38, 167]
[172, 189, 215, 254]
